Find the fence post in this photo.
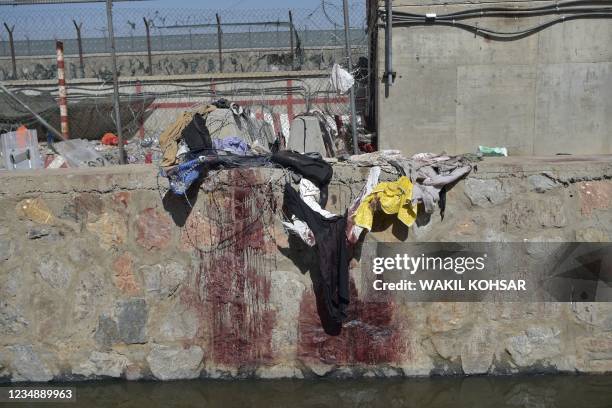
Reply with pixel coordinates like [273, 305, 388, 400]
[276, 20, 280, 48]
[288, 10, 294, 70]
[3, 23, 16, 79]
[334, 23, 338, 46]
[342, 0, 358, 154]
[143, 17, 153, 75]
[56, 41, 70, 138]
[216, 13, 223, 73]
[72, 20, 85, 78]
[106, 0, 126, 164]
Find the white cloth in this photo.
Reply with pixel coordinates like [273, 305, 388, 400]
[299, 178, 337, 219]
[346, 166, 381, 244]
[329, 63, 355, 94]
[282, 216, 316, 247]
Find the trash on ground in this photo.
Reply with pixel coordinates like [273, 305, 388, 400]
[1, 127, 43, 171]
[478, 145, 508, 157]
[329, 63, 355, 94]
[53, 139, 109, 168]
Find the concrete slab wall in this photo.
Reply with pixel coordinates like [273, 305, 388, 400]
[374, 0, 612, 155]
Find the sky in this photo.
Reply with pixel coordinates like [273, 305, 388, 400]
[1, 0, 366, 41]
[117, 0, 321, 8]
[0, 0, 332, 10]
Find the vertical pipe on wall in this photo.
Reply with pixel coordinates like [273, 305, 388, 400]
[55, 41, 70, 139]
[342, 0, 359, 154]
[384, 0, 395, 97]
[106, 0, 126, 164]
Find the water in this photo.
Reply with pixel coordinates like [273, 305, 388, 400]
[2, 375, 612, 408]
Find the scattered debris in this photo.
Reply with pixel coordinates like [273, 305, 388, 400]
[1, 127, 43, 171]
[478, 145, 508, 157]
[329, 63, 355, 94]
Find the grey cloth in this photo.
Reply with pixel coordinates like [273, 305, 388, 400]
[388, 154, 472, 215]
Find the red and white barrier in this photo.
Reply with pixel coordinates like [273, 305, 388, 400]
[56, 41, 69, 138]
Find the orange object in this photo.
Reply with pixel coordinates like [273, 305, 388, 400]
[16, 125, 28, 148]
[102, 133, 119, 145]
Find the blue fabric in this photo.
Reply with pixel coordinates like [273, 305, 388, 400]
[213, 136, 249, 155]
[162, 158, 205, 195]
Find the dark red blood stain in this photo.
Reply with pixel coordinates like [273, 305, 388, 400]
[113, 192, 130, 209]
[182, 169, 276, 367]
[298, 277, 404, 365]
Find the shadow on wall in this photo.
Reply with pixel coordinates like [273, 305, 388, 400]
[162, 180, 202, 227]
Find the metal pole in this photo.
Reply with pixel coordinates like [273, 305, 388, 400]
[0, 83, 66, 141]
[143, 17, 153, 75]
[216, 13, 223, 73]
[342, 0, 359, 154]
[73, 20, 85, 78]
[106, 0, 126, 164]
[384, 0, 395, 97]
[3, 23, 16, 79]
[56, 41, 70, 139]
[288, 10, 294, 70]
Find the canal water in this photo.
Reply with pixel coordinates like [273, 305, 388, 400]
[2, 374, 612, 408]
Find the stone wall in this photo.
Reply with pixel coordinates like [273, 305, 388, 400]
[373, 0, 612, 155]
[1, 156, 612, 382]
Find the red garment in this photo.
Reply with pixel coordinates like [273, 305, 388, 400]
[101, 133, 119, 145]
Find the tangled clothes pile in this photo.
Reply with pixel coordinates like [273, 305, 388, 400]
[159, 104, 473, 325]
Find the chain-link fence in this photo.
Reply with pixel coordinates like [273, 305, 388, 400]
[0, 1, 368, 79]
[0, 1, 372, 163]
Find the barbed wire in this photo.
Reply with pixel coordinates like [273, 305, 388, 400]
[0, 2, 366, 56]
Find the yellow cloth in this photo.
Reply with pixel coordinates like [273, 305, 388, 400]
[159, 104, 217, 168]
[353, 176, 417, 230]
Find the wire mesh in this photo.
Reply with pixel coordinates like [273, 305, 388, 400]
[0, 1, 367, 74]
[0, 0, 371, 161]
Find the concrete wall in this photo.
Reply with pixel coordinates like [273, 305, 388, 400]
[374, 0, 612, 155]
[2, 156, 612, 381]
[0, 46, 366, 81]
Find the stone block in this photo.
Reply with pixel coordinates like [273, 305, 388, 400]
[503, 198, 567, 229]
[73, 351, 129, 378]
[8, 345, 54, 382]
[37, 256, 75, 290]
[527, 174, 560, 193]
[505, 327, 561, 367]
[116, 299, 147, 344]
[146, 344, 204, 380]
[464, 178, 511, 207]
[94, 315, 120, 349]
[136, 208, 173, 251]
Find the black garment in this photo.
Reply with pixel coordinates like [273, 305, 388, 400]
[212, 98, 231, 109]
[283, 183, 349, 323]
[271, 150, 333, 188]
[206, 152, 273, 169]
[182, 113, 213, 152]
